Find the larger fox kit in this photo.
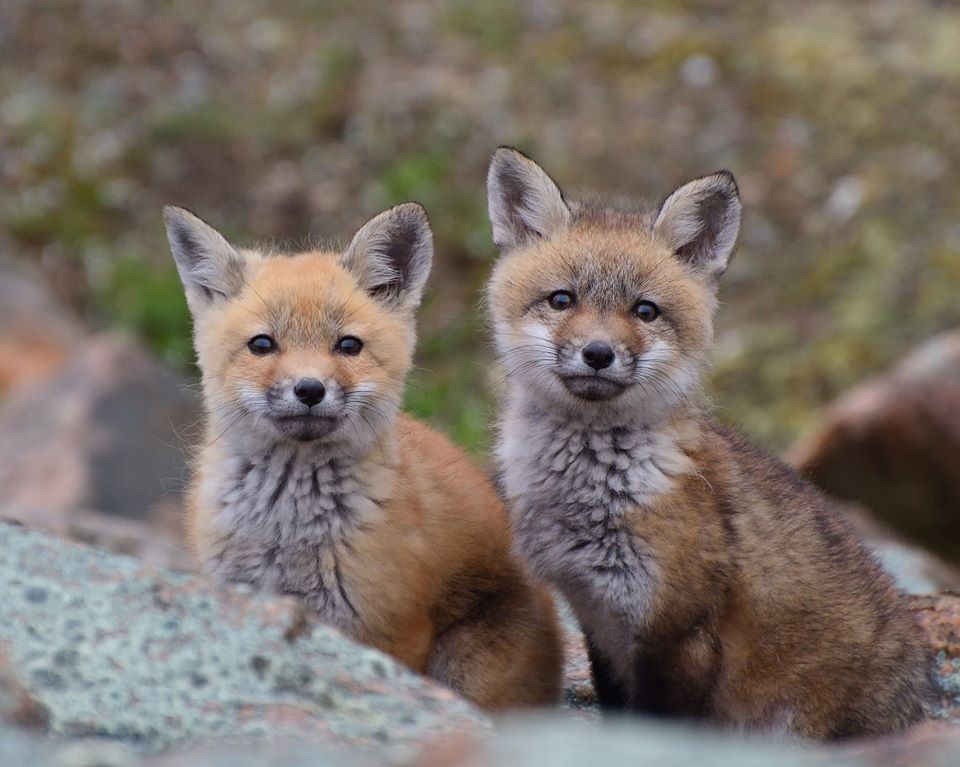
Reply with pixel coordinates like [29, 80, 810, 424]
[164, 202, 562, 709]
[485, 148, 933, 737]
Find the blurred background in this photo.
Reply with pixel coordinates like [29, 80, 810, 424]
[1, 0, 960, 555]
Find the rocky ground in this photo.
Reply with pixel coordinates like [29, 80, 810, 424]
[4, 1, 960, 763]
[1, 518, 960, 766]
[0, 522, 484, 757]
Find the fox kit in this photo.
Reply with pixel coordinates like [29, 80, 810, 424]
[163, 202, 562, 709]
[485, 148, 933, 737]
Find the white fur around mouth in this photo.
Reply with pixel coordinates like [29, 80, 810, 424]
[271, 414, 340, 441]
[559, 374, 628, 401]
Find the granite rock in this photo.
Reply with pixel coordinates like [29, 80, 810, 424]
[0, 521, 485, 757]
[0, 504, 191, 572]
[913, 593, 960, 722]
[2, 523, 960, 766]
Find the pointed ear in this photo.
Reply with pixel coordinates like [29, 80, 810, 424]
[652, 171, 742, 280]
[487, 147, 571, 252]
[340, 203, 433, 310]
[163, 206, 247, 316]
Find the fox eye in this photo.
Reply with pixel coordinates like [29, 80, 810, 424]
[548, 291, 575, 311]
[336, 336, 363, 355]
[248, 334, 276, 355]
[633, 300, 660, 322]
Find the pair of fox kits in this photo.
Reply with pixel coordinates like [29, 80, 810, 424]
[166, 148, 933, 737]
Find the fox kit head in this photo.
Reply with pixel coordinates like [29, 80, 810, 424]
[486, 147, 741, 424]
[164, 203, 432, 451]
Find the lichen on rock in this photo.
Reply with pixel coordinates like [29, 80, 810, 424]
[0, 522, 485, 755]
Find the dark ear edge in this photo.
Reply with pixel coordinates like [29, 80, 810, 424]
[487, 146, 571, 251]
[652, 170, 742, 279]
[341, 202, 434, 310]
[162, 205, 248, 310]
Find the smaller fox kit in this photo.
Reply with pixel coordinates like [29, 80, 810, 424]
[164, 202, 561, 709]
[485, 148, 933, 737]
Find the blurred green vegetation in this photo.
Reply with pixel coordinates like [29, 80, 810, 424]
[2, 0, 960, 453]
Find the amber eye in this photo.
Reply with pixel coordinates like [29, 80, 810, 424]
[633, 300, 660, 322]
[336, 336, 363, 355]
[248, 334, 276, 355]
[548, 291, 575, 310]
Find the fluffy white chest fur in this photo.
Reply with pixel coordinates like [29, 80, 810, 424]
[499, 396, 693, 681]
[198, 443, 383, 632]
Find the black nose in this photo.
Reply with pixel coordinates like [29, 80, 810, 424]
[582, 341, 615, 371]
[293, 378, 326, 407]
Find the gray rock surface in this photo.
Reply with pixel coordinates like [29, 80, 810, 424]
[5, 715, 960, 767]
[0, 723, 57, 766]
[0, 504, 191, 572]
[0, 521, 485, 756]
[868, 532, 960, 595]
[439, 718, 960, 767]
[0, 724, 380, 767]
[0, 334, 200, 533]
[2, 522, 960, 766]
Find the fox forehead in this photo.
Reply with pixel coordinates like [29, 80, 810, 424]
[214, 250, 402, 347]
[491, 223, 712, 316]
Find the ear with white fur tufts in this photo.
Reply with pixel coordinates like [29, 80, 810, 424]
[340, 203, 434, 311]
[163, 206, 248, 317]
[652, 171, 742, 280]
[487, 147, 572, 252]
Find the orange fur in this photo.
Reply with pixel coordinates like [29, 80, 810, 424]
[167, 205, 562, 710]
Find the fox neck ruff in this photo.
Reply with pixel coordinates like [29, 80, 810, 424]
[199, 431, 397, 631]
[498, 391, 697, 674]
